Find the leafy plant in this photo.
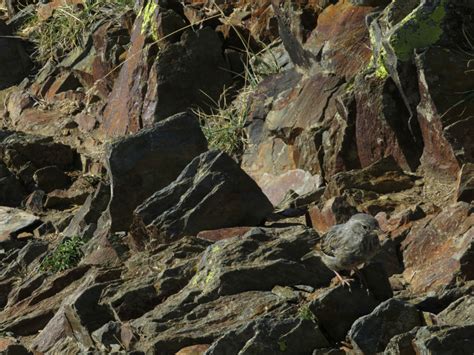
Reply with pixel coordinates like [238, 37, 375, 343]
[298, 304, 316, 322]
[41, 236, 85, 273]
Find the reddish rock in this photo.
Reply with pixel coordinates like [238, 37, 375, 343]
[197, 227, 253, 242]
[308, 196, 357, 234]
[416, 47, 474, 181]
[402, 202, 474, 294]
[306, 0, 374, 79]
[354, 72, 423, 171]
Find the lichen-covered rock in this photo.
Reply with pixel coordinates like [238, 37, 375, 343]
[438, 295, 474, 327]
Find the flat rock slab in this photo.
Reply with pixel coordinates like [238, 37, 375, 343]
[0, 207, 40, 239]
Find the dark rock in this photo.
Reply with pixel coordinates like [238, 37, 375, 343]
[411, 325, 474, 354]
[207, 316, 329, 355]
[456, 163, 474, 203]
[33, 166, 70, 192]
[0, 132, 77, 187]
[33, 221, 55, 238]
[306, 0, 374, 79]
[308, 284, 381, 342]
[416, 46, 474, 181]
[438, 295, 474, 327]
[0, 163, 26, 207]
[105, 112, 208, 232]
[349, 298, 422, 354]
[6, 274, 46, 305]
[0, 20, 31, 89]
[353, 59, 422, 172]
[132, 151, 273, 242]
[44, 188, 90, 210]
[1, 344, 32, 355]
[24, 190, 45, 213]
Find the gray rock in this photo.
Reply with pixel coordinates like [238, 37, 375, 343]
[132, 150, 273, 242]
[412, 325, 474, 354]
[308, 284, 380, 342]
[105, 112, 208, 232]
[207, 317, 329, 355]
[63, 183, 110, 240]
[0, 207, 40, 239]
[438, 295, 474, 327]
[349, 298, 422, 354]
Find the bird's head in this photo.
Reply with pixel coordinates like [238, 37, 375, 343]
[348, 213, 380, 233]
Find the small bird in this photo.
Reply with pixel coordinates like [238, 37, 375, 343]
[302, 213, 381, 287]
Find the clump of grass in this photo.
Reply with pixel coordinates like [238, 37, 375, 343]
[196, 40, 282, 158]
[41, 236, 84, 273]
[195, 87, 250, 158]
[19, 0, 134, 64]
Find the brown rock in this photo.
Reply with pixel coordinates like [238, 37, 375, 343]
[402, 202, 474, 294]
[306, 0, 374, 79]
[308, 196, 358, 234]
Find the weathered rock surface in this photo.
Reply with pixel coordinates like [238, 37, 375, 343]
[105, 112, 208, 232]
[132, 150, 273, 242]
[349, 298, 421, 354]
[401, 202, 473, 294]
[0, 207, 40, 240]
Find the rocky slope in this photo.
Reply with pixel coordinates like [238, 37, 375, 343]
[0, 0, 473, 354]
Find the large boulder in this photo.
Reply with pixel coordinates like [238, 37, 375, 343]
[131, 150, 274, 242]
[105, 112, 208, 232]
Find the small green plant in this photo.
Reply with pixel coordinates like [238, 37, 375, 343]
[41, 236, 84, 273]
[298, 304, 316, 322]
[195, 87, 250, 158]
